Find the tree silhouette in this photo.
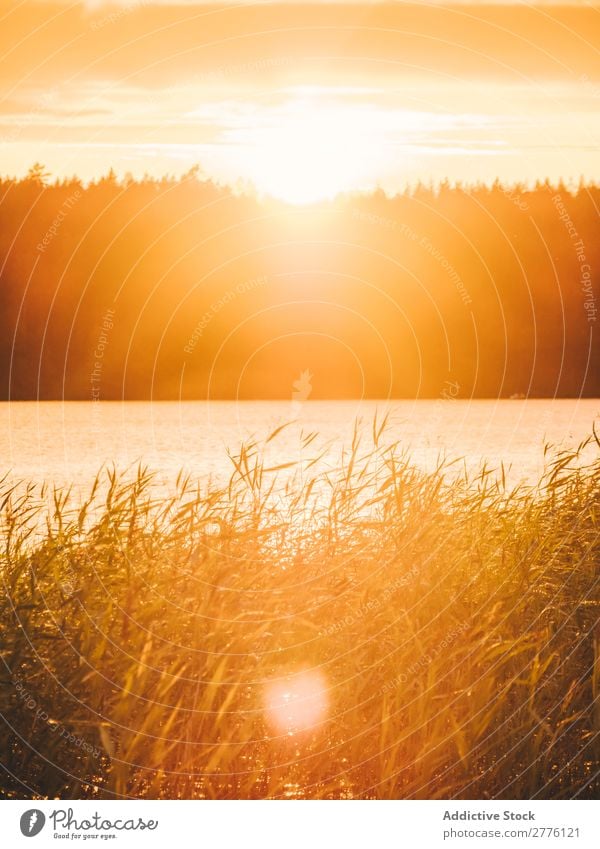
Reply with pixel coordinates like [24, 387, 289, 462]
[0, 168, 597, 400]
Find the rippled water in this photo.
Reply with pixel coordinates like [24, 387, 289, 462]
[1, 399, 598, 492]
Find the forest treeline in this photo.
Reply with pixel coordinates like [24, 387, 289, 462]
[0, 166, 598, 400]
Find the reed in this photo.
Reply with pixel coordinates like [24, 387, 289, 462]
[0, 421, 598, 799]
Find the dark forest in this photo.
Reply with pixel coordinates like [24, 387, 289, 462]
[1, 167, 597, 400]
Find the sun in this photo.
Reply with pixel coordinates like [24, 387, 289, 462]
[231, 92, 385, 205]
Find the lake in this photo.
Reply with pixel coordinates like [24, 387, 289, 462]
[1, 399, 598, 494]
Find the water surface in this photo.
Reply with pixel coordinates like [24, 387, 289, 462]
[1, 399, 598, 492]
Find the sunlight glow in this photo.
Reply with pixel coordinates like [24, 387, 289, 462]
[227, 96, 388, 204]
[264, 669, 329, 735]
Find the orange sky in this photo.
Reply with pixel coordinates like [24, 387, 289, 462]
[1, 2, 599, 199]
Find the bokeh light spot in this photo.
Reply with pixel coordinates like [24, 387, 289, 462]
[264, 669, 329, 735]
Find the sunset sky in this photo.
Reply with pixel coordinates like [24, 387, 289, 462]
[1, 1, 599, 200]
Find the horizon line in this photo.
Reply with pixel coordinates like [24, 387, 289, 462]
[5, 164, 599, 201]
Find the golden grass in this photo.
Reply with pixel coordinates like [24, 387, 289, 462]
[0, 419, 598, 799]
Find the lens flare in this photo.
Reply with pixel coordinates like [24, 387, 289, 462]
[264, 669, 329, 735]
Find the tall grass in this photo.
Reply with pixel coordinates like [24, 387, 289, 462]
[0, 420, 598, 799]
